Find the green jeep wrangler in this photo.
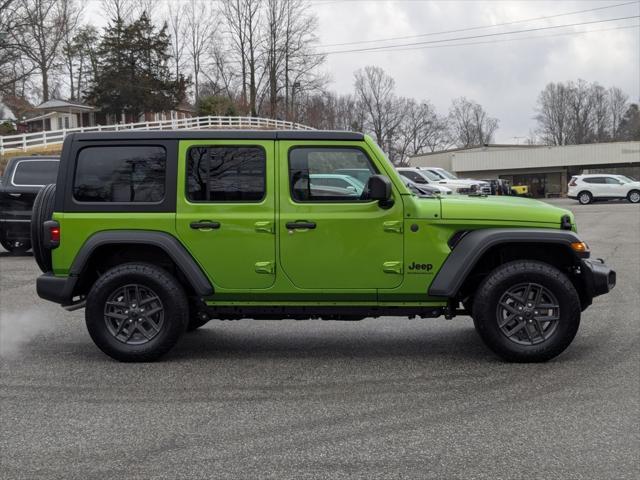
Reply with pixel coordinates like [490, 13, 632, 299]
[32, 130, 615, 362]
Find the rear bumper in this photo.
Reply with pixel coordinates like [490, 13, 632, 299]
[581, 258, 616, 299]
[36, 272, 77, 305]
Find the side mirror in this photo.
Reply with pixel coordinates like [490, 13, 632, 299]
[367, 174, 393, 208]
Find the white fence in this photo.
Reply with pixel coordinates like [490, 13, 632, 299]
[0, 115, 315, 154]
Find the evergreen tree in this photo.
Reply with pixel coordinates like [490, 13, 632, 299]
[87, 13, 187, 119]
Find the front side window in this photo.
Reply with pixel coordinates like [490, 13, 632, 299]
[73, 146, 166, 202]
[12, 160, 58, 186]
[605, 177, 622, 185]
[187, 146, 265, 202]
[289, 147, 377, 202]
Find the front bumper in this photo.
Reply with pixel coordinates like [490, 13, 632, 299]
[36, 272, 78, 305]
[581, 258, 616, 299]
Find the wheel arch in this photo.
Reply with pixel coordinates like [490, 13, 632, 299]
[70, 231, 213, 298]
[429, 229, 591, 309]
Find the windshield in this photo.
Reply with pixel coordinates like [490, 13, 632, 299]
[420, 169, 442, 181]
[435, 169, 458, 180]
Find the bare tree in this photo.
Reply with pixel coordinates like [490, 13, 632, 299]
[221, 0, 262, 116]
[609, 86, 629, 140]
[354, 65, 403, 156]
[591, 83, 609, 142]
[566, 79, 595, 144]
[279, 0, 326, 121]
[184, 0, 216, 103]
[100, 0, 134, 22]
[535, 82, 572, 145]
[165, 0, 186, 82]
[60, 0, 84, 100]
[9, 0, 75, 102]
[449, 97, 498, 147]
[1, 0, 37, 95]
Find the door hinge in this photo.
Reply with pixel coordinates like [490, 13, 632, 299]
[383, 221, 403, 233]
[254, 221, 274, 233]
[383, 261, 403, 274]
[255, 261, 275, 274]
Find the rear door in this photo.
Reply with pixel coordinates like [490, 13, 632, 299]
[176, 140, 276, 290]
[585, 177, 607, 197]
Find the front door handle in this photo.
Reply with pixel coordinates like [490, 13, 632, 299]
[286, 221, 316, 230]
[190, 221, 220, 230]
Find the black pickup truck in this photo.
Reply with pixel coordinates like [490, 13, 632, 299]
[0, 156, 59, 253]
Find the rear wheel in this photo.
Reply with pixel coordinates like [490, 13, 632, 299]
[472, 260, 581, 362]
[31, 184, 56, 272]
[577, 191, 592, 205]
[628, 190, 640, 204]
[85, 263, 189, 362]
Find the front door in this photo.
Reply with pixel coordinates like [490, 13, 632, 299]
[278, 142, 404, 290]
[176, 140, 276, 290]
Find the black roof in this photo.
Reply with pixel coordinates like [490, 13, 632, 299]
[70, 129, 364, 142]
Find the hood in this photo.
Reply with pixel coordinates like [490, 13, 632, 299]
[438, 195, 574, 227]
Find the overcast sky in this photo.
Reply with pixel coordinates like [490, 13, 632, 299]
[87, 0, 640, 143]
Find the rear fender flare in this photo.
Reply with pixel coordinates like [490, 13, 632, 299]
[70, 231, 213, 297]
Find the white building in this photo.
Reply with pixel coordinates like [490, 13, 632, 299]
[410, 142, 640, 197]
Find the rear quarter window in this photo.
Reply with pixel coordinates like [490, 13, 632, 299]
[73, 146, 166, 203]
[12, 160, 59, 186]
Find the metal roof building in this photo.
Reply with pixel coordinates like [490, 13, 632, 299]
[410, 141, 640, 197]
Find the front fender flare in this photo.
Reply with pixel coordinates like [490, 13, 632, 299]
[428, 228, 584, 298]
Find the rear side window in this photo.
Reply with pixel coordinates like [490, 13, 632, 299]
[187, 146, 266, 202]
[12, 160, 58, 186]
[583, 177, 605, 184]
[73, 146, 166, 203]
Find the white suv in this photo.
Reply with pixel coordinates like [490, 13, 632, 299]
[568, 174, 640, 205]
[419, 167, 492, 195]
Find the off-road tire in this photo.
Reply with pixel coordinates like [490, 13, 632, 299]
[85, 263, 189, 362]
[577, 191, 592, 205]
[472, 260, 581, 363]
[0, 238, 31, 254]
[627, 190, 640, 204]
[31, 184, 56, 272]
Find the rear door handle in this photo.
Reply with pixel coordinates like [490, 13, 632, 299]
[190, 221, 220, 230]
[286, 221, 316, 230]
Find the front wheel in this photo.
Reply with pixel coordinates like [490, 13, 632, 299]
[628, 190, 640, 204]
[472, 260, 581, 362]
[85, 263, 189, 362]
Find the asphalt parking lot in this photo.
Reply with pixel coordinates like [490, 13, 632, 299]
[0, 198, 638, 480]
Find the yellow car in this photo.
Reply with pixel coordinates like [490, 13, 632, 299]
[511, 185, 529, 196]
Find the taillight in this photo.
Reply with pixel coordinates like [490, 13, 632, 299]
[50, 226, 60, 243]
[43, 220, 60, 249]
[569, 177, 577, 187]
